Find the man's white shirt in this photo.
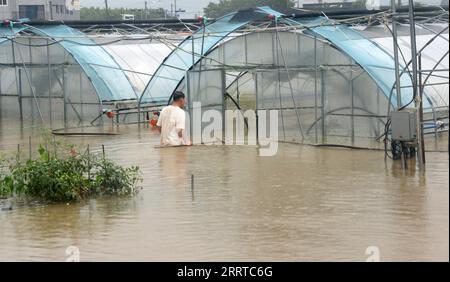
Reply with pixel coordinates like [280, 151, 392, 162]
[156, 105, 186, 146]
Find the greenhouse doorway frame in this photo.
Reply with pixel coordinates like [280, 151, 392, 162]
[186, 68, 227, 145]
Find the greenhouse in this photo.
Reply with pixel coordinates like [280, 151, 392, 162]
[0, 6, 448, 149]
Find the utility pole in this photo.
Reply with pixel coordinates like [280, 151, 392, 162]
[104, 0, 110, 20]
[145, 1, 148, 20]
[49, 1, 53, 20]
[174, 0, 177, 18]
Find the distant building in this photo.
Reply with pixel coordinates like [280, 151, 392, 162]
[122, 14, 135, 21]
[0, 0, 80, 21]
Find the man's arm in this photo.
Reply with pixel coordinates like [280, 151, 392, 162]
[176, 110, 191, 145]
[156, 109, 164, 133]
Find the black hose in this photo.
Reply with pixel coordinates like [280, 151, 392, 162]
[52, 127, 119, 136]
[311, 144, 375, 150]
[225, 92, 249, 130]
[52, 132, 119, 136]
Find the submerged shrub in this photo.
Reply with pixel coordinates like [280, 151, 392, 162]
[0, 144, 142, 203]
[0, 157, 12, 198]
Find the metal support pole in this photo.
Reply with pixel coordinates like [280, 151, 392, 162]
[221, 69, 226, 144]
[255, 71, 259, 144]
[314, 35, 319, 144]
[192, 33, 195, 66]
[274, 33, 286, 141]
[104, 0, 109, 20]
[47, 39, 53, 128]
[186, 71, 193, 142]
[350, 70, 355, 146]
[174, 0, 177, 18]
[137, 99, 141, 126]
[408, 0, 425, 168]
[391, 0, 403, 110]
[11, 40, 23, 126]
[62, 66, 68, 128]
[236, 78, 240, 107]
[418, 54, 426, 163]
[28, 38, 34, 126]
[244, 35, 248, 65]
[79, 71, 84, 125]
[321, 70, 326, 143]
[0, 70, 2, 124]
[275, 25, 305, 141]
[376, 88, 381, 136]
[18, 69, 23, 125]
[17, 46, 44, 124]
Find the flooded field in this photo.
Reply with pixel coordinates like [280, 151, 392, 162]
[0, 125, 448, 262]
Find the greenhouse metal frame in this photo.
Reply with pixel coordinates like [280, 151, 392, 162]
[0, 6, 448, 151]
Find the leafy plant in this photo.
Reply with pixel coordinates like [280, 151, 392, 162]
[0, 143, 142, 203]
[80, 7, 171, 21]
[204, 0, 295, 18]
[0, 156, 13, 198]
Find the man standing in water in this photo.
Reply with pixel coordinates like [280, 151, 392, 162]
[156, 91, 189, 146]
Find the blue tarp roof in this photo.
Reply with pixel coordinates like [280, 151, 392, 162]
[28, 25, 137, 102]
[139, 7, 421, 108]
[296, 17, 417, 108]
[140, 6, 283, 104]
[2, 25, 137, 102]
[0, 26, 28, 45]
[1, 9, 429, 108]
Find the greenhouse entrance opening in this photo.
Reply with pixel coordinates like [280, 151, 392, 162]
[186, 69, 226, 145]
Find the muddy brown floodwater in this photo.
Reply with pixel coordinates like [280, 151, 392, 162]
[0, 125, 448, 261]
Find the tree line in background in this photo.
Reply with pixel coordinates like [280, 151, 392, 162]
[202, 0, 430, 18]
[81, 1, 297, 21]
[80, 0, 439, 21]
[80, 7, 170, 21]
[204, 0, 295, 18]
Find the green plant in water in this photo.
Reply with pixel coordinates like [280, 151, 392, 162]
[0, 143, 142, 203]
[0, 156, 13, 198]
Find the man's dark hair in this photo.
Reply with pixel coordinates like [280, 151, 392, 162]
[173, 91, 185, 102]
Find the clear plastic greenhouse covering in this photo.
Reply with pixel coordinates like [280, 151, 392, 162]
[139, 6, 425, 109]
[293, 17, 419, 109]
[360, 25, 449, 109]
[28, 25, 138, 102]
[103, 43, 173, 94]
[139, 6, 284, 104]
